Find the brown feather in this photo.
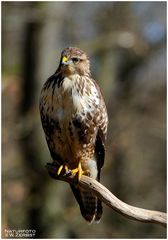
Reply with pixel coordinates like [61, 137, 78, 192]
[39, 47, 108, 223]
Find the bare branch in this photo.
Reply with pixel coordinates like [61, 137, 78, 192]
[46, 163, 166, 227]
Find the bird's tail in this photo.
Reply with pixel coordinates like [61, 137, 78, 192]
[70, 184, 102, 223]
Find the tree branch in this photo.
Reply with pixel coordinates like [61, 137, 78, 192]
[46, 163, 166, 227]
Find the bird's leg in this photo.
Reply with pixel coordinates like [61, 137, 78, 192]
[71, 162, 83, 180]
[71, 162, 89, 181]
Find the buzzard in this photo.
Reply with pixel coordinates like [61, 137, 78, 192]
[39, 47, 108, 223]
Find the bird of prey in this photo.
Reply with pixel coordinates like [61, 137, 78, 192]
[39, 47, 108, 223]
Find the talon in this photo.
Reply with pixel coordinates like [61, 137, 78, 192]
[64, 165, 69, 173]
[57, 164, 69, 176]
[57, 165, 64, 175]
[71, 168, 79, 175]
[71, 162, 84, 181]
[78, 162, 83, 181]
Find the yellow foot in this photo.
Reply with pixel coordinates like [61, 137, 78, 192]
[57, 164, 69, 176]
[71, 162, 85, 181]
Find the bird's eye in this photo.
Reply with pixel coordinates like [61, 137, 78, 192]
[72, 57, 80, 63]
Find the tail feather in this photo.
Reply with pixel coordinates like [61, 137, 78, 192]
[70, 184, 102, 223]
[95, 198, 102, 222]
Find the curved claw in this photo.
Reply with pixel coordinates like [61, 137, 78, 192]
[71, 162, 85, 181]
[57, 164, 69, 176]
[57, 165, 64, 175]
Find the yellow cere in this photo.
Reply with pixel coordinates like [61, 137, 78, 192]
[62, 56, 68, 63]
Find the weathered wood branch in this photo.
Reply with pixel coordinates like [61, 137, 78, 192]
[46, 163, 166, 227]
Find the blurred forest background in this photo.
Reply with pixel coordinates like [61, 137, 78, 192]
[2, 1, 166, 239]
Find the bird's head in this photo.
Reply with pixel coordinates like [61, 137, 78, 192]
[59, 47, 91, 76]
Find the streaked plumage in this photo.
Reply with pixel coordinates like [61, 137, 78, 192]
[39, 47, 108, 223]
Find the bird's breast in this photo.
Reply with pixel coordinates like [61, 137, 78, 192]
[40, 74, 100, 165]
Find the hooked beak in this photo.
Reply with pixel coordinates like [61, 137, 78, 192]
[61, 56, 72, 65]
